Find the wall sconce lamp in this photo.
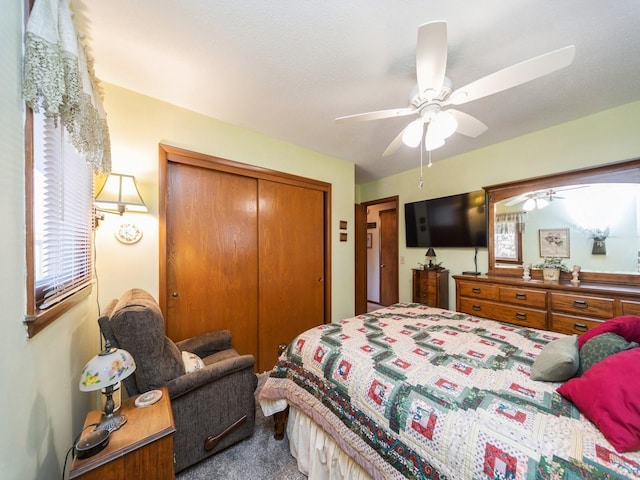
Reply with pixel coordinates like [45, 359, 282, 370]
[95, 173, 148, 216]
[94, 174, 147, 242]
[79, 341, 136, 433]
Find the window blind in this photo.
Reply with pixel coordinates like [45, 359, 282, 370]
[33, 111, 94, 311]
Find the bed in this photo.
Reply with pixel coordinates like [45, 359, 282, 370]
[258, 303, 640, 479]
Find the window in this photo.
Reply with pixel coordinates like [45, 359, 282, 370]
[494, 212, 525, 264]
[25, 109, 94, 337]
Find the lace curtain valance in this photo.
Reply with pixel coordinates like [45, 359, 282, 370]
[495, 212, 527, 234]
[23, 0, 111, 173]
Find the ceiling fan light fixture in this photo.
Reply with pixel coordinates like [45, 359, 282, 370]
[424, 126, 445, 151]
[402, 119, 424, 147]
[431, 111, 458, 139]
[523, 198, 536, 211]
[536, 197, 549, 209]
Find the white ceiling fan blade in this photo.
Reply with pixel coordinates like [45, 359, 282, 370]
[504, 195, 529, 206]
[335, 107, 416, 123]
[416, 20, 448, 97]
[446, 45, 576, 106]
[382, 126, 412, 157]
[447, 109, 488, 137]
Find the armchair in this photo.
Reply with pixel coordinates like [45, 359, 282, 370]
[97, 288, 258, 472]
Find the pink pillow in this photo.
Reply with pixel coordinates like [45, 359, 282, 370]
[557, 347, 640, 453]
[578, 315, 640, 348]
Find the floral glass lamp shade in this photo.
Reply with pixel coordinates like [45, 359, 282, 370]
[79, 342, 136, 432]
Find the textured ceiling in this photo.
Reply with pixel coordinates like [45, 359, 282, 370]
[71, 1, 640, 183]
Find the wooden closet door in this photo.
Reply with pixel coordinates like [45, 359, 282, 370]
[165, 162, 259, 360]
[257, 180, 325, 371]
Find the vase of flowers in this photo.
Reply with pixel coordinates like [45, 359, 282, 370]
[533, 257, 569, 281]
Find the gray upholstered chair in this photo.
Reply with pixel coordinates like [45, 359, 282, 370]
[98, 288, 258, 473]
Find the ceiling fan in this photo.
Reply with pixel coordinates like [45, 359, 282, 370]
[505, 186, 586, 210]
[335, 21, 575, 155]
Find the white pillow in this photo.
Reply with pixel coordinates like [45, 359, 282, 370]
[181, 351, 205, 373]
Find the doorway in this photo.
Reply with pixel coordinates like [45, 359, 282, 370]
[355, 196, 399, 314]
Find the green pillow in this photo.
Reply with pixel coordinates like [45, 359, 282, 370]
[577, 332, 639, 376]
[531, 335, 579, 382]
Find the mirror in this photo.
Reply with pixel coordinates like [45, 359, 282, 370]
[485, 158, 640, 285]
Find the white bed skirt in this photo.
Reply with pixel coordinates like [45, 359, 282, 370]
[287, 405, 373, 480]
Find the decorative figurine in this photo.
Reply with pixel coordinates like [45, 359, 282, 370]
[522, 263, 531, 280]
[571, 265, 581, 285]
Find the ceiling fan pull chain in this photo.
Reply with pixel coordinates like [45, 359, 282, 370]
[418, 137, 424, 189]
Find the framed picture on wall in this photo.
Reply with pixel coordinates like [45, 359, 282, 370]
[367, 233, 373, 248]
[539, 228, 570, 257]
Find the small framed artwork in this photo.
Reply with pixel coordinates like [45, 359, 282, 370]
[339, 220, 347, 230]
[367, 233, 372, 248]
[539, 228, 570, 258]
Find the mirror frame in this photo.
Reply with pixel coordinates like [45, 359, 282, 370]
[484, 157, 640, 286]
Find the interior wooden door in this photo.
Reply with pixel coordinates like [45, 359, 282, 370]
[257, 179, 325, 371]
[379, 208, 399, 306]
[165, 162, 259, 360]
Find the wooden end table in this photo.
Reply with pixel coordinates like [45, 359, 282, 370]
[70, 386, 175, 480]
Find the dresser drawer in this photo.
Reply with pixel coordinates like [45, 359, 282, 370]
[459, 298, 547, 329]
[458, 282, 499, 301]
[620, 299, 640, 316]
[498, 286, 547, 309]
[550, 313, 603, 335]
[550, 293, 615, 319]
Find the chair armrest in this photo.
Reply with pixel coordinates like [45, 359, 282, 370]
[166, 353, 255, 399]
[175, 330, 232, 357]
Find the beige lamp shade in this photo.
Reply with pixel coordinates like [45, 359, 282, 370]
[95, 173, 148, 214]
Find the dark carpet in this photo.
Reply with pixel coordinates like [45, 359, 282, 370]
[176, 372, 305, 480]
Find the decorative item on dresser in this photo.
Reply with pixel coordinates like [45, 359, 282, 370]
[412, 268, 449, 309]
[454, 274, 640, 334]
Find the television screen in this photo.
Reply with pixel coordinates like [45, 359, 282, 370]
[405, 190, 487, 248]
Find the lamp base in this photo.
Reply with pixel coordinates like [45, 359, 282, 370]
[96, 413, 128, 433]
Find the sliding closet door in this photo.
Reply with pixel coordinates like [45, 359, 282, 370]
[257, 180, 325, 371]
[165, 162, 259, 360]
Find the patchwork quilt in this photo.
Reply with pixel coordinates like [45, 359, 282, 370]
[259, 304, 640, 480]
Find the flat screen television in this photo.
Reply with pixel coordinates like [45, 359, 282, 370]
[404, 190, 488, 248]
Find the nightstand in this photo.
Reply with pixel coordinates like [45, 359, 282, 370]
[412, 268, 449, 309]
[70, 387, 176, 480]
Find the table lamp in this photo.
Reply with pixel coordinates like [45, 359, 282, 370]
[425, 247, 437, 268]
[79, 342, 136, 432]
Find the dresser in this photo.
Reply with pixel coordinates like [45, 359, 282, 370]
[70, 387, 176, 480]
[412, 268, 449, 309]
[454, 274, 640, 334]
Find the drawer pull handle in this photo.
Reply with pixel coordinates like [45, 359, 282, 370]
[472, 287, 481, 294]
[573, 300, 588, 309]
[472, 304, 481, 311]
[573, 323, 588, 332]
[515, 293, 527, 300]
[515, 312, 527, 320]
